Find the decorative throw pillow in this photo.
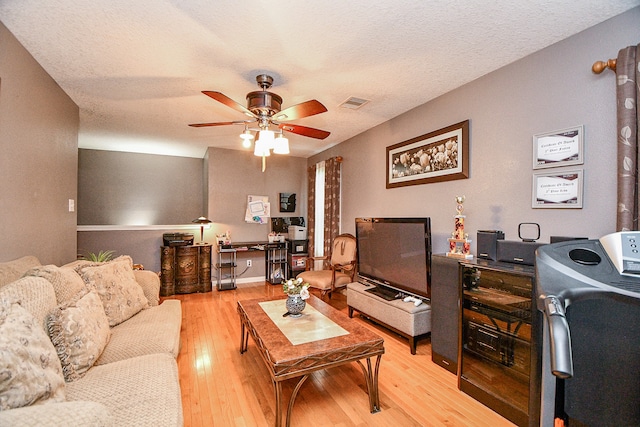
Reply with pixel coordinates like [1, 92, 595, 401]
[46, 290, 111, 382]
[23, 265, 87, 305]
[0, 299, 66, 410]
[78, 261, 149, 326]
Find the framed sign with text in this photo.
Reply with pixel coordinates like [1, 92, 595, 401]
[532, 170, 583, 208]
[533, 125, 584, 169]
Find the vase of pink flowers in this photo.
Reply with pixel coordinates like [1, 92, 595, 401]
[283, 278, 310, 318]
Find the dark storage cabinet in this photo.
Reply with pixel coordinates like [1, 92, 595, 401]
[160, 244, 212, 296]
[459, 261, 540, 427]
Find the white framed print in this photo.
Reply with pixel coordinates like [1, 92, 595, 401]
[533, 125, 584, 169]
[532, 170, 583, 209]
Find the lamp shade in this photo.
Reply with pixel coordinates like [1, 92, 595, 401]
[254, 138, 271, 157]
[192, 216, 212, 224]
[273, 134, 290, 154]
[192, 217, 212, 244]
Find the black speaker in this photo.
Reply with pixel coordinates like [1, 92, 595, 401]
[496, 240, 544, 266]
[477, 230, 504, 261]
[430, 254, 460, 374]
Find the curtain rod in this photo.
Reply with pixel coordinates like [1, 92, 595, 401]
[592, 58, 617, 74]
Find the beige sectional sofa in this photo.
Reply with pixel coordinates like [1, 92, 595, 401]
[0, 255, 183, 426]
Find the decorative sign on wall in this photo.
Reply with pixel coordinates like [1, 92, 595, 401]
[533, 125, 584, 169]
[279, 193, 296, 212]
[245, 195, 270, 223]
[532, 170, 583, 209]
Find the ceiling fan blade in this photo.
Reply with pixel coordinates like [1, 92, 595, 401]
[202, 91, 257, 118]
[279, 124, 330, 140]
[273, 100, 327, 121]
[188, 120, 247, 127]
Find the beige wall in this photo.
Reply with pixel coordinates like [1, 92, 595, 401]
[0, 21, 79, 264]
[310, 8, 640, 255]
[206, 147, 307, 279]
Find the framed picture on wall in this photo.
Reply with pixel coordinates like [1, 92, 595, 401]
[533, 125, 584, 169]
[532, 169, 583, 208]
[386, 120, 469, 188]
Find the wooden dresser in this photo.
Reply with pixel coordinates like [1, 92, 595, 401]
[160, 244, 212, 296]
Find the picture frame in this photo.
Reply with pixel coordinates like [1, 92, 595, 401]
[533, 125, 584, 169]
[386, 120, 469, 188]
[532, 169, 583, 209]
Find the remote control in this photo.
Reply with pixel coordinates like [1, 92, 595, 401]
[403, 296, 423, 306]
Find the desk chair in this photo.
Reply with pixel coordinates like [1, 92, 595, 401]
[296, 233, 357, 300]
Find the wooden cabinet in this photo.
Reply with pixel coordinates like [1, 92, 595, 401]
[160, 244, 212, 296]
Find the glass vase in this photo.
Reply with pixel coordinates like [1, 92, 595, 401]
[286, 294, 306, 318]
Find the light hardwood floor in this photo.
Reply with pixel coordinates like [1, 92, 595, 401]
[168, 283, 516, 427]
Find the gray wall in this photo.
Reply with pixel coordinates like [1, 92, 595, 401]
[310, 7, 640, 255]
[78, 149, 204, 225]
[0, 22, 79, 265]
[76, 148, 306, 274]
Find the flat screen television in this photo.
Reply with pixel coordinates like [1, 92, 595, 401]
[355, 217, 431, 299]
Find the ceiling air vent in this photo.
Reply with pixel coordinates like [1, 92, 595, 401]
[339, 96, 370, 110]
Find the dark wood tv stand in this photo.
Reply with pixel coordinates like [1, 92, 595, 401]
[346, 281, 431, 354]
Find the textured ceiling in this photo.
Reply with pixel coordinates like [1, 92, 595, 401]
[1, 1, 639, 158]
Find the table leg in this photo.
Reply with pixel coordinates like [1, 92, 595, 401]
[240, 321, 249, 354]
[273, 380, 283, 427]
[356, 355, 382, 413]
[285, 375, 309, 427]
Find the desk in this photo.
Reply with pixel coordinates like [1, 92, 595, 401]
[237, 295, 384, 427]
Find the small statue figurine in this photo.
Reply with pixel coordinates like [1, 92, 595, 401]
[447, 195, 473, 259]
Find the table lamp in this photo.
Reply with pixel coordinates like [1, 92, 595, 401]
[192, 216, 212, 244]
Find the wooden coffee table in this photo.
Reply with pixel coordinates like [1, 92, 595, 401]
[238, 295, 385, 427]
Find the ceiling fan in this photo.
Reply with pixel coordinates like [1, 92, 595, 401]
[189, 74, 331, 142]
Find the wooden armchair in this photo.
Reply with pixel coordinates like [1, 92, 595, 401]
[296, 233, 357, 299]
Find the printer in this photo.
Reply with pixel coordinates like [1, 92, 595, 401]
[287, 226, 307, 240]
[162, 233, 194, 247]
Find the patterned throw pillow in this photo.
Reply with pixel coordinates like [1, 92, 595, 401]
[46, 290, 111, 382]
[0, 299, 66, 410]
[78, 261, 149, 326]
[23, 265, 87, 305]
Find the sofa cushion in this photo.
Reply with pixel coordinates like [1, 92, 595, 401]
[47, 290, 111, 382]
[23, 265, 87, 305]
[65, 353, 183, 427]
[0, 256, 41, 288]
[95, 299, 182, 365]
[0, 299, 66, 410]
[78, 261, 149, 327]
[0, 400, 114, 426]
[0, 276, 57, 331]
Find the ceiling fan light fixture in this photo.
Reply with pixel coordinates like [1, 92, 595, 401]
[257, 130, 275, 149]
[273, 134, 290, 154]
[254, 138, 271, 157]
[240, 129, 254, 140]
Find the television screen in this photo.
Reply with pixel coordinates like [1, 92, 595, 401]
[355, 217, 431, 299]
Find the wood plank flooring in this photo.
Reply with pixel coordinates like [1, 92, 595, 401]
[168, 283, 516, 427]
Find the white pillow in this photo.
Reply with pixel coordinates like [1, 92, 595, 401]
[78, 261, 149, 326]
[0, 299, 66, 409]
[47, 290, 111, 382]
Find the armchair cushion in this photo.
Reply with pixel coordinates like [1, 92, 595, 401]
[297, 270, 353, 291]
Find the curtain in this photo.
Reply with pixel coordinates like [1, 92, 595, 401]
[307, 164, 317, 260]
[616, 44, 640, 231]
[323, 157, 342, 259]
